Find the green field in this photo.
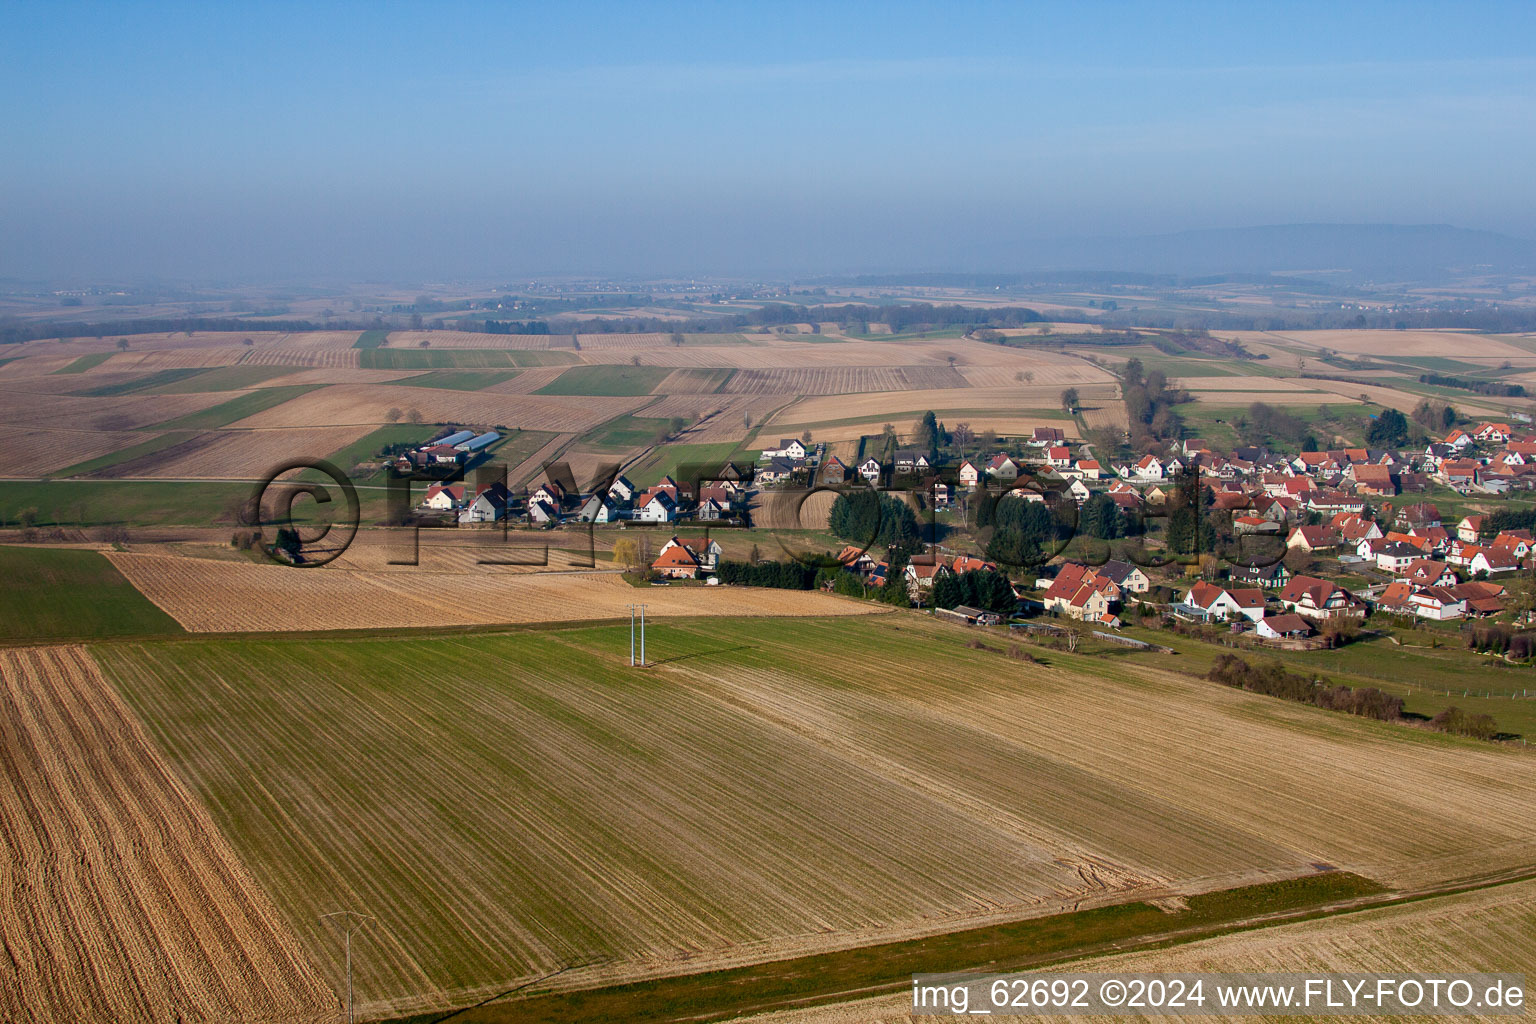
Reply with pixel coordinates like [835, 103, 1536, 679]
[396, 369, 521, 390]
[0, 546, 183, 642]
[535, 364, 673, 396]
[53, 430, 198, 477]
[358, 348, 578, 370]
[0, 478, 387, 528]
[76, 368, 208, 396]
[143, 365, 303, 393]
[53, 351, 114, 374]
[150, 384, 319, 429]
[353, 329, 390, 349]
[581, 415, 674, 448]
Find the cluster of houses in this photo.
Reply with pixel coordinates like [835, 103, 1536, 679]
[421, 468, 751, 527]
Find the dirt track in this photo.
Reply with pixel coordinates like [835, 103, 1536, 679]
[0, 645, 334, 1023]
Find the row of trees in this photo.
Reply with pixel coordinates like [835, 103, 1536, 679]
[713, 559, 817, 589]
[1207, 654, 1402, 721]
[1122, 357, 1190, 448]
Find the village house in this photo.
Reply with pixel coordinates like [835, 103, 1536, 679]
[607, 474, 637, 505]
[1180, 581, 1265, 622]
[892, 450, 931, 475]
[1399, 559, 1457, 588]
[1046, 445, 1072, 469]
[658, 536, 722, 573]
[817, 455, 848, 485]
[857, 456, 883, 485]
[1456, 514, 1485, 543]
[958, 459, 982, 489]
[1256, 613, 1313, 640]
[1286, 524, 1340, 553]
[573, 493, 620, 523]
[422, 482, 466, 511]
[1228, 562, 1292, 589]
[1279, 576, 1365, 620]
[651, 544, 700, 579]
[761, 437, 808, 461]
[458, 482, 512, 524]
[986, 454, 1020, 481]
[1041, 562, 1121, 623]
[635, 490, 677, 523]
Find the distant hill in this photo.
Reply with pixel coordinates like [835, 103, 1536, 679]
[1031, 223, 1536, 281]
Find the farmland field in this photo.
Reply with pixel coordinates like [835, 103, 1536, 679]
[534, 363, 673, 396]
[753, 877, 1536, 1023]
[102, 551, 885, 631]
[83, 614, 1536, 1019]
[150, 384, 321, 430]
[228, 383, 644, 432]
[0, 645, 332, 1024]
[0, 546, 184, 642]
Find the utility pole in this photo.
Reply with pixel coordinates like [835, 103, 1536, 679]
[639, 603, 647, 666]
[320, 911, 374, 1024]
[629, 604, 636, 666]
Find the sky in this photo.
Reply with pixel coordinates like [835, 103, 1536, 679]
[3, 1, 1536, 282]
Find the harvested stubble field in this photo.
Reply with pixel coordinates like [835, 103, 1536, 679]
[103, 551, 886, 631]
[760, 878, 1536, 1023]
[1259, 328, 1535, 360]
[0, 426, 150, 476]
[86, 615, 1536, 1019]
[0, 389, 232, 432]
[0, 645, 333, 1024]
[719, 366, 970, 395]
[107, 425, 376, 479]
[226, 383, 648, 432]
[955, 362, 1114, 388]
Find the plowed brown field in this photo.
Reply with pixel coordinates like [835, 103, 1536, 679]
[0, 645, 333, 1024]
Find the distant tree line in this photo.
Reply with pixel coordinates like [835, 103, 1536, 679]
[1418, 373, 1526, 398]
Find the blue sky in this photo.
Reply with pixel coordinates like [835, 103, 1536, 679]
[3, 1, 1535, 280]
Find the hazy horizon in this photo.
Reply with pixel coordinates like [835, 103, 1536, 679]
[5, 1, 1536, 281]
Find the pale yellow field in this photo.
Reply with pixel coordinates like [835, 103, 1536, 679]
[227, 383, 647, 431]
[105, 551, 890, 632]
[1260, 328, 1534, 360]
